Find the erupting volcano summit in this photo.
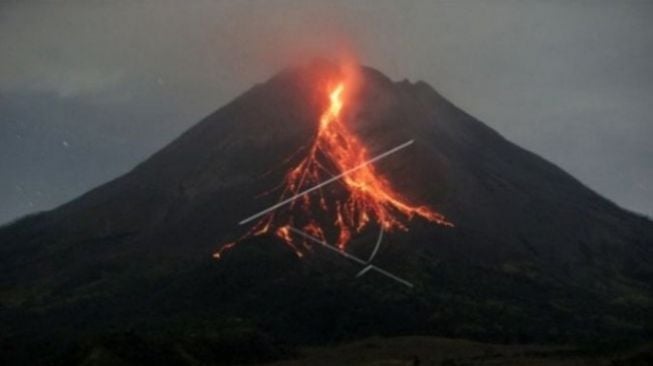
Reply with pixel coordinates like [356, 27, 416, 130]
[3, 61, 652, 358]
[215, 70, 452, 260]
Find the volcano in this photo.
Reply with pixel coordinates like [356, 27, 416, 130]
[1, 60, 653, 364]
[215, 72, 452, 263]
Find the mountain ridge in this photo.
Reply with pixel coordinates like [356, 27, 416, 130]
[1, 61, 652, 364]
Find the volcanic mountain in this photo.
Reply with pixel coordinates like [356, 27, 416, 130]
[1, 60, 652, 364]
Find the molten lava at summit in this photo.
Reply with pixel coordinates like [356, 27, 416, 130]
[214, 75, 452, 260]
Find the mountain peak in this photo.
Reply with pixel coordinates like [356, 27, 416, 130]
[2, 63, 652, 361]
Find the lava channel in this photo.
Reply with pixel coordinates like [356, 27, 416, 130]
[214, 79, 452, 260]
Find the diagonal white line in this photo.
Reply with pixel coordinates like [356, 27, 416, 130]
[288, 226, 366, 265]
[238, 139, 415, 225]
[288, 226, 414, 288]
[355, 265, 374, 277]
[363, 264, 414, 288]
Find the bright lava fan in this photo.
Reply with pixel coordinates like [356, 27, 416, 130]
[214, 76, 452, 260]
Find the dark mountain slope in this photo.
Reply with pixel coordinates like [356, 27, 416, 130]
[1, 61, 652, 364]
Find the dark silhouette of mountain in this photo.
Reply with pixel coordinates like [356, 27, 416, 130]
[1, 60, 652, 365]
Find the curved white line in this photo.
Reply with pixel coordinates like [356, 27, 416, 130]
[366, 227, 383, 263]
[288, 226, 413, 288]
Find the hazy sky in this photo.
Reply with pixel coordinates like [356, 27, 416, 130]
[1, 0, 652, 224]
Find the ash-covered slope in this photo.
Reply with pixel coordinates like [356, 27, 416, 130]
[1, 61, 652, 363]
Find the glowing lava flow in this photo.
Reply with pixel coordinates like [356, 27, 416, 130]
[214, 80, 452, 260]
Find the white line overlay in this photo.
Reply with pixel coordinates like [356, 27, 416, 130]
[288, 226, 414, 288]
[239, 139, 415, 225]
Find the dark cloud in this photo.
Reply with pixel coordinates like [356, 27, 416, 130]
[1, 0, 651, 223]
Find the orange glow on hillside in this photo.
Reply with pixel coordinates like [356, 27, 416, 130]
[215, 74, 452, 259]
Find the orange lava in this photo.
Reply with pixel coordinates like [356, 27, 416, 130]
[215, 78, 452, 259]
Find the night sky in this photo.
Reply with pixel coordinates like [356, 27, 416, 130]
[1, 0, 651, 224]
